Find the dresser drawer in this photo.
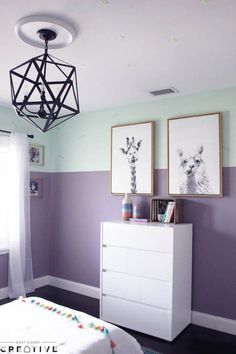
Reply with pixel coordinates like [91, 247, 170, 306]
[102, 271, 140, 302]
[101, 295, 172, 340]
[102, 246, 172, 281]
[141, 277, 171, 309]
[102, 271, 171, 309]
[102, 222, 173, 252]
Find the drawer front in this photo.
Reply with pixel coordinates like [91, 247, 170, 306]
[102, 271, 171, 309]
[102, 246, 172, 281]
[141, 277, 171, 309]
[102, 271, 140, 302]
[101, 295, 172, 340]
[102, 222, 173, 252]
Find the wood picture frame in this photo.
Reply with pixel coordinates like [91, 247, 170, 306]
[168, 113, 222, 197]
[111, 121, 155, 195]
[29, 144, 44, 166]
[30, 178, 43, 198]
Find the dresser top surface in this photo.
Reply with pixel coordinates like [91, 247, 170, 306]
[102, 221, 192, 228]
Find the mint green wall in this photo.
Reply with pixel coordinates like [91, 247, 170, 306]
[52, 87, 236, 172]
[0, 105, 54, 172]
[1, 87, 236, 172]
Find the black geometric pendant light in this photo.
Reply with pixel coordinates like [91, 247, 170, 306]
[10, 20, 79, 133]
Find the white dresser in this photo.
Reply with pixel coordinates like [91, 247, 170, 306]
[100, 221, 192, 341]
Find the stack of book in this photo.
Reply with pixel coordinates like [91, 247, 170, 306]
[162, 201, 175, 223]
[151, 199, 169, 222]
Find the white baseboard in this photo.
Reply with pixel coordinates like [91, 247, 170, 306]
[0, 275, 49, 300]
[192, 310, 236, 336]
[34, 275, 50, 289]
[1, 276, 235, 336]
[0, 286, 8, 300]
[0, 275, 99, 301]
[48, 276, 100, 299]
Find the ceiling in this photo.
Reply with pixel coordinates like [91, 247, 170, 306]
[1, 0, 236, 113]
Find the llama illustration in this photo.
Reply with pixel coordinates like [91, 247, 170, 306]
[177, 145, 210, 194]
[120, 137, 142, 193]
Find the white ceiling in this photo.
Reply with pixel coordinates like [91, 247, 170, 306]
[1, 0, 236, 112]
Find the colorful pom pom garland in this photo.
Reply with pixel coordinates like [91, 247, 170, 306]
[18, 296, 116, 353]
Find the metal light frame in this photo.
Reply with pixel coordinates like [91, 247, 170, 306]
[10, 29, 80, 132]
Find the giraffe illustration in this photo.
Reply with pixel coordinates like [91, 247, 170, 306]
[120, 137, 142, 193]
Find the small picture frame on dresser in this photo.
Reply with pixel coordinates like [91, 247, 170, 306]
[150, 197, 181, 223]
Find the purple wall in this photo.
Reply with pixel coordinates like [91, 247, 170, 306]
[1, 167, 235, 321]
[49, 171, 123, 286]
[49, 167, 236, 321]
[182, 167, 236, 319]
[0, 172, 51, 288]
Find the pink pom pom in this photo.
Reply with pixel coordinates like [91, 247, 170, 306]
[110, 340, 116, 349]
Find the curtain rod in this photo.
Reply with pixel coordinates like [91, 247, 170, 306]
[0, 129, 34, 139]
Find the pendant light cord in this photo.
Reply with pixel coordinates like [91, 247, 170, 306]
[45, 39, 48, 54]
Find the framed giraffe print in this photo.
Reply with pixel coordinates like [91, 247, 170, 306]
[111, 121, 155, 195]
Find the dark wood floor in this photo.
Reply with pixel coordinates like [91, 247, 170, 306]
[1, 286, 236, 354]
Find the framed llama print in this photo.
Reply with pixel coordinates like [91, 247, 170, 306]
[111, 121, 155, 195]
[168, 113, 222, 197]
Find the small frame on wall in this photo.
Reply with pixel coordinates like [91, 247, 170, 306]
[30, 178, 43, 198]
[168, 113, 222, 197]
[111, 121, 155, 195]
[29, 144, 44, 166]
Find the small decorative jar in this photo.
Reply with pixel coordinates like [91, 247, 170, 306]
[122, 193, 133, 220]
[133, 202, 141, 219]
